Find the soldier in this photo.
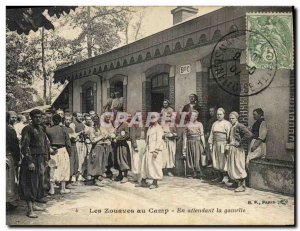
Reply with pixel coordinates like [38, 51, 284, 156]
[46, 114, 72, 195]
[208, 108, 232, 183]
[72, 112, 87, 183]
[246, 108, 268, 168]
[64, 113, 79, 185]
[19, 109, 52, 218]
[137, 114, 164, 189]
[6, 112, 21, 211]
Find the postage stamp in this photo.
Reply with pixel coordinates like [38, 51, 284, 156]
[210, 29, 277, 97]
[246, 12, 293, 69]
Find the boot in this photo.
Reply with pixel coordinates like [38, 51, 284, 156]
[49, 182, 55, 195]
[135, 179, 148, 188]
[221, 173, 229, 184]
[234, 180, 246, 192]
[149, 180, 158, 189]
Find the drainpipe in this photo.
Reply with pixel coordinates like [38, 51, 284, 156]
[99, 75, 103, 115]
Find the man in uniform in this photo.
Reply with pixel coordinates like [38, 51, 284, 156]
[19, 109, 52, 218]
[72, 112, 87, 183]
[6, 112, 20, 211]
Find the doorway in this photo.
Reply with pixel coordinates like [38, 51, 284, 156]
[207, 70, 240, 118]
[150, 73, 169, 112]
[151, 93, 165, 112]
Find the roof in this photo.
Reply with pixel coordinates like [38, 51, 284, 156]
[53, 6, 291, 84]
[21, 104, 52, 114]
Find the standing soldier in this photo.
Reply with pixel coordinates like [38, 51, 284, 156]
[205, 106, 217, 166]
[137, 114, 164, 189]
[64, 113, 79, 185]
[72, 112, 87, 183]
[128, 112, 146, 183]
[19, 109, 51, 218]
[246, 108, 268, 168]
[182, 110, 206, 179]
[85, 115, 112, 187]
[227, 111, 253, 192]
[181, 94, 201, 121]
[161, 99, 174, 115]
[161, 112, 177, 177]
[8, 111, 17, 128]
[6, 112, 21, 211]
[14, 114, 27, 140]
[103, 92, 115, 112]
[111, 91, 124, 113]
[114, 114, 131, 183]
[46, 114, 72, 194]
[101, 113, 116, 179]
[208, 108, 232, 183]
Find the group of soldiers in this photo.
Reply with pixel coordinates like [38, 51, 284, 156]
[6, 93, 268, 218]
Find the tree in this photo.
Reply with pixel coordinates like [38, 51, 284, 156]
[6, 6, 76, 35]
[124, 7, 147, 45]
[61, 6, 134, 59]
[6, 31, 41, 111]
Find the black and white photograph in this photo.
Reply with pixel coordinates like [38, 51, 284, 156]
[5, 4, 295, 226]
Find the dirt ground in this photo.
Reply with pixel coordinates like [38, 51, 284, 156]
[7, 175, 294, 226]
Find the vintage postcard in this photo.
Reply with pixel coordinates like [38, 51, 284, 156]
[6, 5, 295, 226]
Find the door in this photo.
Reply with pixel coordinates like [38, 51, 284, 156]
[85, 87, 94, 113]
[151, 93, 165, 112]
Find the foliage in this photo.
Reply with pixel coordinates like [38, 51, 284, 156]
[6, 6, 77, 35]
[61, 6, 135, 58]
[6, 31, 41, 112]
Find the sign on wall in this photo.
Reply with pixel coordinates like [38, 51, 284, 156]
[180, 64, 191, 75]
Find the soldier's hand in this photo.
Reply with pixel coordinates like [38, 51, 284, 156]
[28, 163, 35, 171]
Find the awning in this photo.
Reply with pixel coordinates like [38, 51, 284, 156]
[21, 105, 52, 114]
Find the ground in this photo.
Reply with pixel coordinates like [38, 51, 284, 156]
[7, 175, 294, 226]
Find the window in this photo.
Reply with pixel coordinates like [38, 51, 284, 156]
[81, 81, 96, 113]
[111, 81, 123, 97]
[85, 87, 94, 113]
[151, 73, 169, 89]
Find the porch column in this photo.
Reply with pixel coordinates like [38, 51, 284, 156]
[68, 81, 73, 113]
[123, 76, 128, 111]
[196, 60, 208, 124]
[169, 65, 176, 109]
[141, 73, 151, 116]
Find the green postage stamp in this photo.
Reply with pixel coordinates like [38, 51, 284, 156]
[246, 12, 293, 69]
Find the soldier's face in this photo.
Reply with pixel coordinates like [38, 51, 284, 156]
[253, 111, 260, 120]
[86, 118, 93, 127]
[229, 115, 237, 124]
[57, 111, 64, 118]
[127, 114, 132, 122]
[9, 114, 17, 125]
[32, 114, 43, 125]
[217, 111, 224, 121]
[65, 117, 72, 126]
[77, 114, 83, 122]
[163, 101, 169, 108]
[189, 95, 195, 103]
[209, 108, 215, 117]
[104, 115, 111, 123]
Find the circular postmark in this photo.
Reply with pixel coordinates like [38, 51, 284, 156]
[210, 29, 277, 97]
